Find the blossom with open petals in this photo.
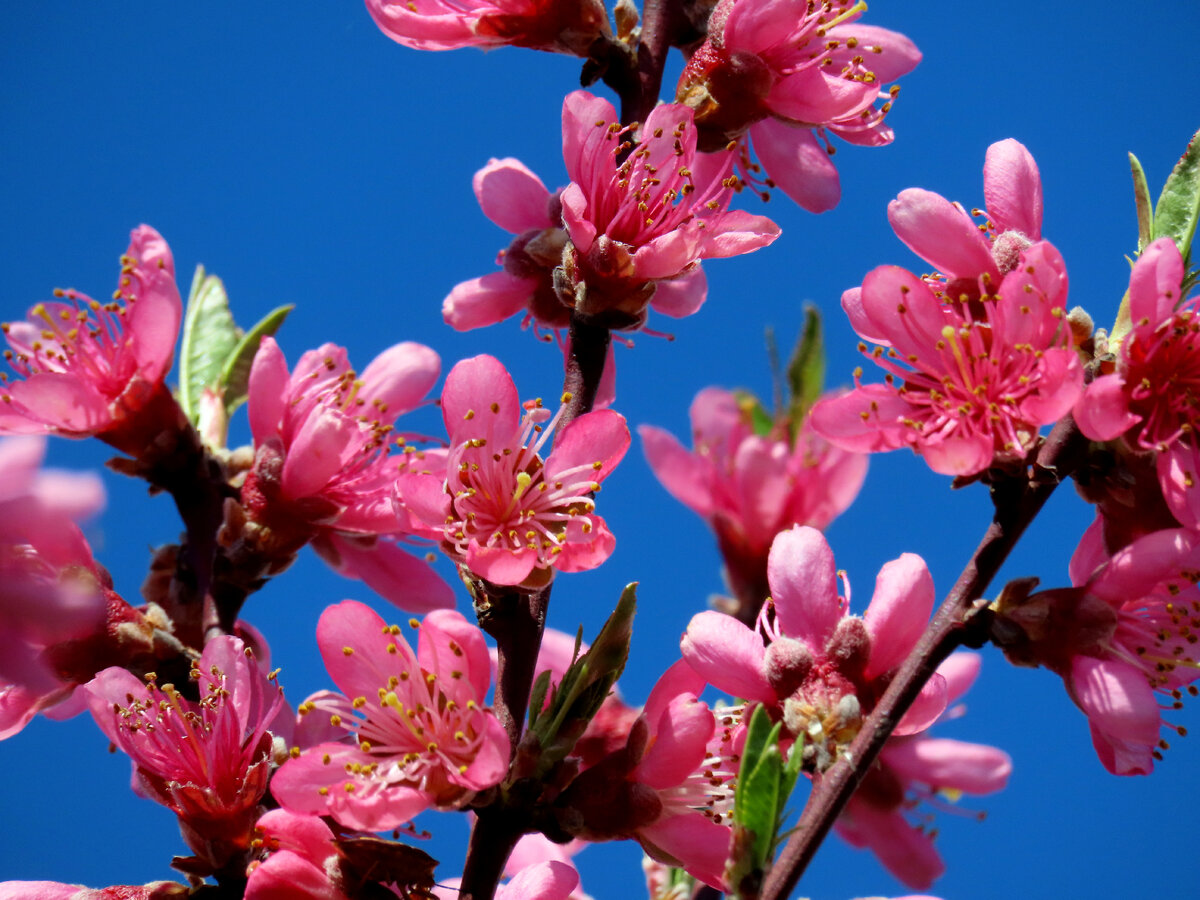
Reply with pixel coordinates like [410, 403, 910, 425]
[398, 354, 629, 589]
[243, 336, 451, 613]
[1074, 237, 1200, 529]
[84, 636, 285, 868]
[811, 141, 1081, 476]
[271, 600, 509, 831]
[641, 386, 866, 606]
[557, 91, 779, 328]
[996, 519, 1200, 775]
[366, 0, 609, 56]
[676, 0, 920, 212]
[560, 660, 734, 890]
[835, 653, 1011, 889]
[683, 526, 944, 770]
[0, 226, 182, 455]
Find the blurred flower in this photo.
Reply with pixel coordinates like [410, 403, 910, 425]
[676, 0, 920, 212]
[365, 0, 610, 56]
[84, 636, 285, 869]
[1075, 237, 1200, 528]
[397, 354, 628, 589]
[0, 226, 182, 455]
[271, 600, 509, 831]
[835, 653, 1011, 890]
[0, 881, 187, 899]
[811, 141, 1080, 476]
[683, 526, 944, 770]
[556, 91, 779, 329]
[242, 336, 452, 613]
[640, 386, 866, 607]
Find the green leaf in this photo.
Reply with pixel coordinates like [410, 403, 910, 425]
[218, 304, 293, 417]
[1129, 152, 1153, 253]
[786, 305, 824, 432]
[178, 265, 241, 424]
[1152, 128, 1200, 261]
[733, 389, 774, 438]
[528, 669, 552, 728]
[731, 707, 785, 878]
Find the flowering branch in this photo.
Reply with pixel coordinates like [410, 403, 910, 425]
[760, 414, 1090, 900]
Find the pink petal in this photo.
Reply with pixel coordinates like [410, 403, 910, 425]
[936, 651, 981, 705]
[887, 189, 996, 279]
[0, 435, 46, 495]
[1017, 347, 1083, 426]
[7, 374, 111, 435]
[694, 209, 781, 259]
[894, 671, 947, 736]
[559, 184, 597, 256]
[315, 534, 453, 615]
[254, 807, 336, 864]
[444, 272, 536, 331]
[281, 407, 359, 499]
[636, 694, 715, 790]
[863, 553, 934, 679]
[0, 682, 44, 740]
[458, 711, 511, 790]
[246, 850, 340, 900]
[841, 286, 890, 347]
[768, 65, 877, 125]
[1128, 237, 1185, 326]
[983, 139, 1042, 239]
[1069, 514, 1108, 588]
[247, 336, 291, 446]
[689, 387, 744, 460]
[1074, 373, 1138, 442]
[643, 658, 709, 726]
[650, 267, 708, 318]
[825, 23, 922, 82]
[1158, 442, 1200, 530]
[1088, 720, 1156, 776]
[883, 737, 1012, 794]
[546, 409, 630, 484]
[639, 425, 715, 520]
[29, 469, 105, 522]
[768, 526, 843, 650]
[835, 800, 944, 890]
[499, 861, 580, 900]
[680, 611, 773, 703]
[857, 265, 952, 362]
[442, 354, 520, 442]
[358, 342, 440, 418]
[753, 120, 843, 213]
[419, 609, 492, 704]
[807, 385, 911, 454]
[474, 157, 553, 235]
[918, 431, 995, 477]
[561, 91, 618, 187]
[731, 436, 791, 549]
[552, 516, 617, 574]
[394, 472, 452, 531]
[315, 600, 418, 700]
[637, 813, 731, 891]
[1088, 527, 1197, 604]
[467, 542, 539, 585]
[1070, 656, 1160, 773]
[124, 225, 182, 381]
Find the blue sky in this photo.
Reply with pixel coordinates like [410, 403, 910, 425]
[4, 2, 1200, 898]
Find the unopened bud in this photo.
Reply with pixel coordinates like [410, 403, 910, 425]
[825, 616, 870, 677]
[762, 637, 813, 697]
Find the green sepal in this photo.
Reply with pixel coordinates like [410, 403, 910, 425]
[1152, 128, 1200, 263]
[178, 265, 240, 424]
[786, 305, 824, 439]
[528, 669, 553, 728]
[1129, 152, 1153, 253]
[218, 304, 293, 417]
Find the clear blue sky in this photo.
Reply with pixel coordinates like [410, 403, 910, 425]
[3, 2, 1200, 898]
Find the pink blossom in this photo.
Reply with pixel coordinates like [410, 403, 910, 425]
[83, 636, 285, 868]
[397, 354, 629, 589]
[270, 600, 509, 831]
[676, 0, 920, 212]
[640, 386, 866, 602]
[243, 336, 452, 613]
[365, 0, 609, 56]
[556, 91, 779, 328]
[0, 882, 187, 899]
[682, 526, 945, 769]
[1074, 237, 1200, 528]
[246, 809, 349, 900]
[835, 653, 1012, 890]
[561, 660, 734, 890]
[0, 226, 183, 455]
[999, 520, 1200, 775]
[810, 142, 1081, 476]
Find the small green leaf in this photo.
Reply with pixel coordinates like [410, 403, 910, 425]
[528, 669, 552, 727]
[731, 706, 786, 881]
[1152, 128, 1200, 261]
[786, 305, 825, 432]
[178, 266, 241, 424]
[218, 304, 293, 417]
[1129, 152, 1153, 253]
[733, 389, 774, 438]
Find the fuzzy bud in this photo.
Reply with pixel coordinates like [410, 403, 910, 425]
[824, 616, 871, 679]
[762, 637, 813, 697]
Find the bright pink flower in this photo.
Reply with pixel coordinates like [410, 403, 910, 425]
[365, 0, 609, 56]
[0, 881, 187, 899]
[561, 660, 735, 890]
[84, 636, 285, 867]
[835, 653, 1012, 889]
[683, 526, 945, 769]
[640, 386, 866, 602]
[810, 142, 1080, 476]
[246, 809, 349, 900]
[999, 520, 1200, 775]
[397, 354, 629, 589]
[676, 0, 920, 212]
[243, 336, 452, 613]
[1074, 237, 1200, 528]
[0, 226, 182, 454]
[271, 600, 509, 831]
[557, 91, 779, 327]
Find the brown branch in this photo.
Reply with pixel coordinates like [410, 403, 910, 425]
[760, 416, 1089, 900]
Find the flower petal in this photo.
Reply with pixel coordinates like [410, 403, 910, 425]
[863, 552, 934, 678]
[768, 526, 843, 650]
[474, 157, 553, 235]
[681, 611, 773, 702]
